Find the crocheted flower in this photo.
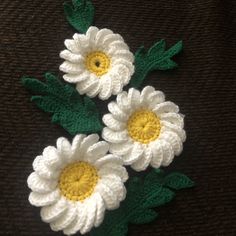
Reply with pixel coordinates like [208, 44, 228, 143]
[59, 26, 134, 100]
[102, 86, 186, 171]
[27, 134, 128, 235]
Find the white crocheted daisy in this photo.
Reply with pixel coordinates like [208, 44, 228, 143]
[102, 86, 186, 171]
[27, 134, 128, 235]
[59, 26, 134, 100]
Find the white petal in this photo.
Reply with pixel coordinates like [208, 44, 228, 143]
[108, 41, 129, 55]
[43, 146, 62, 169]
[116, 91, 130, 112]
[33, 155, 59, 180]
[76, 76, 99, 94]
[160, 140, 175, 166]
[87, 141, 109, 159]
[140, 86, 155, 104]
[71, 134, 86, 159]
[27, 172, 57, 193]
[112, 50, 134, 63]
[103, 33, 124, 48]
[56, 137, 72, 163]
[99, 164, 128, 182]
[122, 142, 144, 165]
[86, 26, 99, 43]
[127, 88, 141, 108]
[64, 39, 80, 53]
[148, 91, 165, 108]
[93, 193, 105, 227]
[109, 72, 123, 95]
[159, 131, 183, 156]
[60, 50, 84, 63]
[160, 112, 184, 128]
[60, 61, 84, 74]
[73, 33, 89, 52]
[131, 147, 152, 171]
[50, 203, 77, 231]
[108, 102, 128, 121]
[40, 197, 68, 223]
[109, 141, 132, 155]
[153, 101, 179, 115]
[112, 58, 134, 74]
[102, 113, 126, 131]
[99, 76, 113, 100]
[86, 80, 102, 97]
[161, 121, 186, 142]
[102, 128, 128, 143]
[113, 64, 132, 85]
[150, 141, 163, 168]
[63, 71, 90, 83]
[95, 182, 119, 210]
[95, 28, 113, 46]
[94, 154, 123, 168]
[29, 189, 60, 207]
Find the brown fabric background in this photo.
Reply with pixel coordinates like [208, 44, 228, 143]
[0, 0, 236, 235]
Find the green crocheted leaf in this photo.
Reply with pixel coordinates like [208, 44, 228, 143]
[64, 0, 94, 33]
[91, 169, 194, 236]
[163, 172, 195, 190]
[22, 73, 103, 135]
[130, 40, 183, 88]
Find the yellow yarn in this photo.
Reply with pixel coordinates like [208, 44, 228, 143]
[127, 110, 161, 144]
[85, 51, 111, 76]
[59, 161, 99, 202]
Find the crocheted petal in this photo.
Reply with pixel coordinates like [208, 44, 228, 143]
[160, 113, 184, 129]
[87, 141, 110, 159]
[43, 146, 62, 169]
[159, 131, 183, 156]
[102, 128, 128, 143]
[114, 64, 132, 85]
[140, 86, 155, 103]
[86, 80, 102, 98]
[161, 121, 186, 142]
[107, 41, 129, 55]
[71, 134, 86, 159]
[63, 203, 86, 235]
[76, 76, 99, 94]
[150, 141, 163, 168]
[56, 137, 72, 163]
[153, 101, 179, 115]
[86, 26, 99, 44]
[110, 72, 123, 95]
[99, 76, 113, 100]
[63, 71, 90, 83]
[60, 50, 84, 64]
[148, 91, 165, 108]
[29, 189, 60, 207]
[131, 147, 152, 171]
[73, 34, 89, 52]
[108, 102, 129, 121]
[109, 141, 133, 155]
[80, 197, 97, 234]
[60, 61, 84, 74]
[102, 113, 126, 131]
[50, 203, 77, 231]
[112, 50, 134, 62]
[64, 39, 80, 53]
[95, 28, 113, 46]
[98, 164, 128, 182]
[102, 34, 124, 49]
[94, 154, 123, 168]
[160, 140, 175, 167]
[95, 181, 119, 210]
[122, 142, 144, 165]
[27, 172, 57, 193]
[116, 91, 130, 112]
[40, 197, 68, 223]
[80, 134, 100, 160]
[93, 192, 105, 227]
[127, 87, 141, 108]
[112, 58, 134, 77]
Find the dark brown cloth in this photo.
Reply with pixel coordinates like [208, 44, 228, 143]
[0, 0, 235, 235]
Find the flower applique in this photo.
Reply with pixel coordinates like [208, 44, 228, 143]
[60, 26, 134, 100]
[22, 0, 194, 236]
[28, 134, 128, 235]
[102, 86, 186, 171]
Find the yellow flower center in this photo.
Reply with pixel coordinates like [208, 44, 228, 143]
[85, 51, 111, 76]
[59, 161, 99, 202]
[127, 110, 161, 144]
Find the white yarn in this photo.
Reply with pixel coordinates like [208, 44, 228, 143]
[27, 134, 128, 235]
[59, 26, 134, 100]
[102, 86, 186, 171]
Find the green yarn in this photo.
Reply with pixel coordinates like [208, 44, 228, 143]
[130, 40, 183, 88]
[22, 73, 103, 135]
[90, 169, 194, 236]
[64, 0, 94, 33]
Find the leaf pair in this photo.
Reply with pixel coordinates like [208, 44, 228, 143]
[22, 73, 103, 135]
[90, 169, 194, 236]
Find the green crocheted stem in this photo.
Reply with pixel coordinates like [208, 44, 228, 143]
[64, 0, 94, 33]
[90, 169, 194, 236]
[130, 40, 183, 88]
[22, 73, 103, 135]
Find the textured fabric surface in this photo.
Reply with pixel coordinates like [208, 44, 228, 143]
[0, 0, 235, 235]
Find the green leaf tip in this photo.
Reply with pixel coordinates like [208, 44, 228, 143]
[64, 0, 94, 33]
[91, 169, 193, 236]
[22, 73, 103, 135]
[130, 39, 183, 88]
